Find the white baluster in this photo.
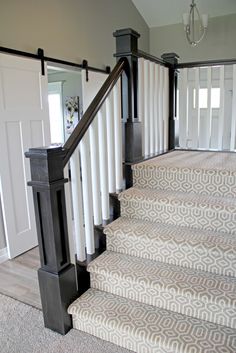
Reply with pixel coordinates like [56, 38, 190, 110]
[98, 106, 110, 220]
[113, 79, 123, 192]
[70, 148, 86, 262]
[154, 64, 159, 153]
[80, 132, 95, 254]
[158, 66, 164, 151]
[138, 58, 145, 154]
[144, 60, 150, 156]
[163, 67, 169, 150]
[89, 117, 102, 225]
[106, 92, 116, 193]
[179, 68, 188, 148]
[206, 67, 212, 149]
[64, 164, 76, 264]
[230, 65, 236, 151]
[218, 66, 225, 150]
[149, 62, 155, 154]
[194, 67, 200, 149]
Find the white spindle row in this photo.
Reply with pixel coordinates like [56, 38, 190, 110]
[68, 79, 123, 261]
[178, 65, 236, 151]
[138, 58, 169, 156]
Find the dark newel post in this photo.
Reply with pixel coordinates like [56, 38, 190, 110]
[113, 28, 142, 188]
[25, 146, 77, 335]
[161, 53, 179, 150]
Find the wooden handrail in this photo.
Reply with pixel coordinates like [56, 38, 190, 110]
[177, 58, 236, 69]
[63, 57, 128, 166]
[138, 50, 170, 67]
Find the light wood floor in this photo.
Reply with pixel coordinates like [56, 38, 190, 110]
[0, 247, 41, 309]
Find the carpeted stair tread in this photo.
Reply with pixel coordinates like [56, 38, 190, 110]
[68, 288, 236, 353]
[104, 217, 236, 277]
[88, 251, 236, 328]
[133, 151, 236, 176]
[119, 187, 236, 208]
[132, 151, 236, 197]
[119, 187, 236, 234]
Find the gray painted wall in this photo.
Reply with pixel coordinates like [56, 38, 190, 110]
[0, 0, 149, 68]
[150, 14, 236, 62]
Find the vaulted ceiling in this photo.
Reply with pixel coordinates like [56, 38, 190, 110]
[132, 0, 236, 27]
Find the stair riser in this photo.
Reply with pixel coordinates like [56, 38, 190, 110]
[121, 201, 236, 234]
[69, 289, 236, 353]
[106, 234, 236, 277]
[72, 318, 157, 353]
[90, 273, 236, 329]
[133, 170, 236, 198]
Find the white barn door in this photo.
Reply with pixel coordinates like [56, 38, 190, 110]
[0, 53, 50, 258]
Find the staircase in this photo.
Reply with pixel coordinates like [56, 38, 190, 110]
[68, 150, 236, 352]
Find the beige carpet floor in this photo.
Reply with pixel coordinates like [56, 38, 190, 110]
[0, 293, 131, 353]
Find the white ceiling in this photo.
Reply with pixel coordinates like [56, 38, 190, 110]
[132, 0, 236, 28]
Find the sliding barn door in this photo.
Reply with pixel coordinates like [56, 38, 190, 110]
[0, 53, 51, 258]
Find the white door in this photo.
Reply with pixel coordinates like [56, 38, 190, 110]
[0, 53, 51, 258]
[82, 70, 108, 110]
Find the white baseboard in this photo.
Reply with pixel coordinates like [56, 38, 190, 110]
[0, 247, 8, 264]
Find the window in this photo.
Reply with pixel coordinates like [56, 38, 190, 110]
[193, 88, 220, 109]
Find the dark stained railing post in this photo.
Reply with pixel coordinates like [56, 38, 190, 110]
[161, 53, 179, 150]
[25, 146, 77, 335]
[113, 29, 142, 188]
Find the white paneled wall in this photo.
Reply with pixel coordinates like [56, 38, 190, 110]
[178, 65, 236, 151]
[138, 58, 169, 156]
[69, 76, 123, 261]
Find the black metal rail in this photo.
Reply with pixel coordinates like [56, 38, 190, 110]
[0, 46, 110, 74]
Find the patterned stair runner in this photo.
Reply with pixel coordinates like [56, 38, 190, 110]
[119, 188, 236, 234]
[104, 217, 236, 277]
[88, 251, 236, 329]
[133, 151, 236, 197]
[69, 151, 236, 353]
[68, 288, 236, 353]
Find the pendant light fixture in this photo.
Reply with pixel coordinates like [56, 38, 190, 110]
[183, 0, 208, 46]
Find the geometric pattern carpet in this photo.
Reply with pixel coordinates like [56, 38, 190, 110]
[68, 151, 236, 353]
